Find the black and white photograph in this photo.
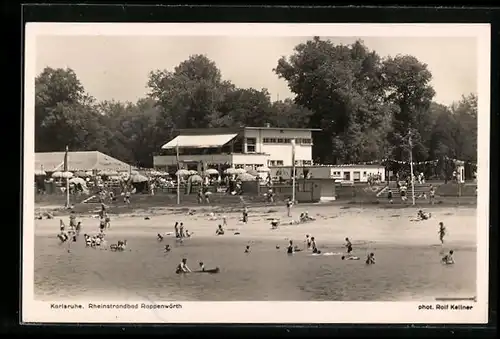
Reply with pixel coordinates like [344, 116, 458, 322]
[23, 23, 490, 324]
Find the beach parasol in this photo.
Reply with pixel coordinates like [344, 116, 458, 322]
[74, 171, 89, 177]
[257, 166, 270, 172]
[205, 168, 219, 175]
[224, 167, 238, 175]
[188, 174, 203, 183]
[235, 168, 247, 174]
[52, 171, 74, 179]
[176, 169, 190, 176]
[237, 173, 256, 181]
[246, 169, 258, 176]
[34, 169, 46, 176]
[129, 174, 148, 183]
[69, 177, 86, 186]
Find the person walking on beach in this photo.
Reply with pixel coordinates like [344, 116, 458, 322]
[429, 185, 435, 204]
[242, 207, 249, 224]
[438, 222, 446, 244]
[174, 222, 179, 238]
[179, 223, 185, 238]
[305, 234, 311, 250]
[387, 189, 393, 204]
[286, 198, 293, 217]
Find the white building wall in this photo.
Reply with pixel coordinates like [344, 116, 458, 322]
[153, 154, 232, 167]
[231, 154, 268, 168]
[243, 128, 313, 167]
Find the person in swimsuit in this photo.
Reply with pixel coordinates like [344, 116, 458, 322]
[345, 237, 353, 254]
[342, 255, 360, 260]
[75, 221, 81, 236]
[69, 211, 77, 228]
[305, 234, 311, 250]
[216, 225, 225, 235]
[179, 223, 185, 238]
[366, 253, 376, 264]
[438, 222, 446, 244]
[287, 240, 294, 254]
[244, 245, 251, 253]
[222, 215, 227, 227]
[176, 258, 191, 273]
[286, 198, 293, 217]
[164, 244, 171, 253]
[387, 188, 393, 204]
[311, 237, 321, 254]
[199, 262, 205, 271]
[442, 250, 455, 264]
[59, 219, 65, 232]
[174, 222, 179, 238]
[99, 217, 106, 233]
[429, 185, 435, 204]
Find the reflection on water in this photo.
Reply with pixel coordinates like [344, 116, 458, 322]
[34, 235, 476, 301]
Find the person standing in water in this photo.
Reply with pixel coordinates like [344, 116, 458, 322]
[441, 250, 455, 264]
[174, 222, 179, 238]
[176, 258, 191, 273]
[438, 222, 446, 244]
[179, 223, 185, 238]
[311, 237, 321, 254]
[366, 253, 376, 265]
[345, 237, 353, 254]
[286, 240, 294, 254]
[305, 234, 311, 250]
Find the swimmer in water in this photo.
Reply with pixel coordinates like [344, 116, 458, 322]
[442, 250, 455, 265]
[342, 255, 360, 260]
[287, 240, 294, 254]
[365, 253, 376, 265]
[438, 222, 446, 244]
[199, 262, 205, 271]
[244, 245, 251, 253]
[157, 233, 164, 241]
[345, 237, 353, 254]
[164, 244, 171, 253]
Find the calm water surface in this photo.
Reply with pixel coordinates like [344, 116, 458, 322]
[34, 235, 476, 301]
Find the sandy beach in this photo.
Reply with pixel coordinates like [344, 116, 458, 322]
[34, 204, 477, 248]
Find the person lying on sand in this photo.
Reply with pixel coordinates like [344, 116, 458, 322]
[216, 225, 225, 235]
[342, 255, 360, 260]
[441, 250, 455, 265]
[417, 210, 432, 221]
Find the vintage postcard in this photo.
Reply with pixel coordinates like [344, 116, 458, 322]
[23, 23, 490, 324]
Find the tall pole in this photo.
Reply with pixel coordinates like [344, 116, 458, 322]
[176, 142, 180, 205]
[64, 145, 70, 208]
[291, 139, 296, 203]
[408, 132, 415, 206]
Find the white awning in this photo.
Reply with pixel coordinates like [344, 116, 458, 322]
[161, 134, 238, 149]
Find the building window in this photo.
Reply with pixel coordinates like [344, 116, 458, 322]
[294, 160, 301, 166]
[284, 138, 292, 144]
[263, 138, 271, 143]
[332, 171, 341, 177]
[300, 138, 312, 145]
[363, 171, 367, 177]
[277, 138, 284, 143]
[303, 160, 312, 166]
[276, 160, 284, 166]
[246, 138, 256, 153]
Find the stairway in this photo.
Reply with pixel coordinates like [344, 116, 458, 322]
[383, 182, 432, 201]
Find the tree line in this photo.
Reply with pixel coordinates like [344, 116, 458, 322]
[35, 37, 477, 174]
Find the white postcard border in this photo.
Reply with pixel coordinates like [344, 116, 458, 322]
[23, 23, 490, 324]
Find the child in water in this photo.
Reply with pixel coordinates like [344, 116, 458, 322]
[442, 250, 454, 264]
[366, 253, 376, 265]
[438, 222, 446, 244]
[244, 245, 251, 253]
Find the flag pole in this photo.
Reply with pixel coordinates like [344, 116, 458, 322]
[408, 131, 415, 206]
[176, 142, 180, 205]
[291, 139, 296, 203]
[64, 145, 70, 208]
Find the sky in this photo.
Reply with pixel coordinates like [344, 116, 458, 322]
[35, 35, 477, 106]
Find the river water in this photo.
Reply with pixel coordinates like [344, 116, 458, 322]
[34, 235, 476, 301]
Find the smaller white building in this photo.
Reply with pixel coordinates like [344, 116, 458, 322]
[270, 164, 386, 183]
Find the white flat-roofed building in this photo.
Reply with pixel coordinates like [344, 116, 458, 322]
[270, 164, 386, 183]
[153, 125, 321, 172]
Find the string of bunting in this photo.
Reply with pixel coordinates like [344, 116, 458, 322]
[355, 156, 476, 167]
